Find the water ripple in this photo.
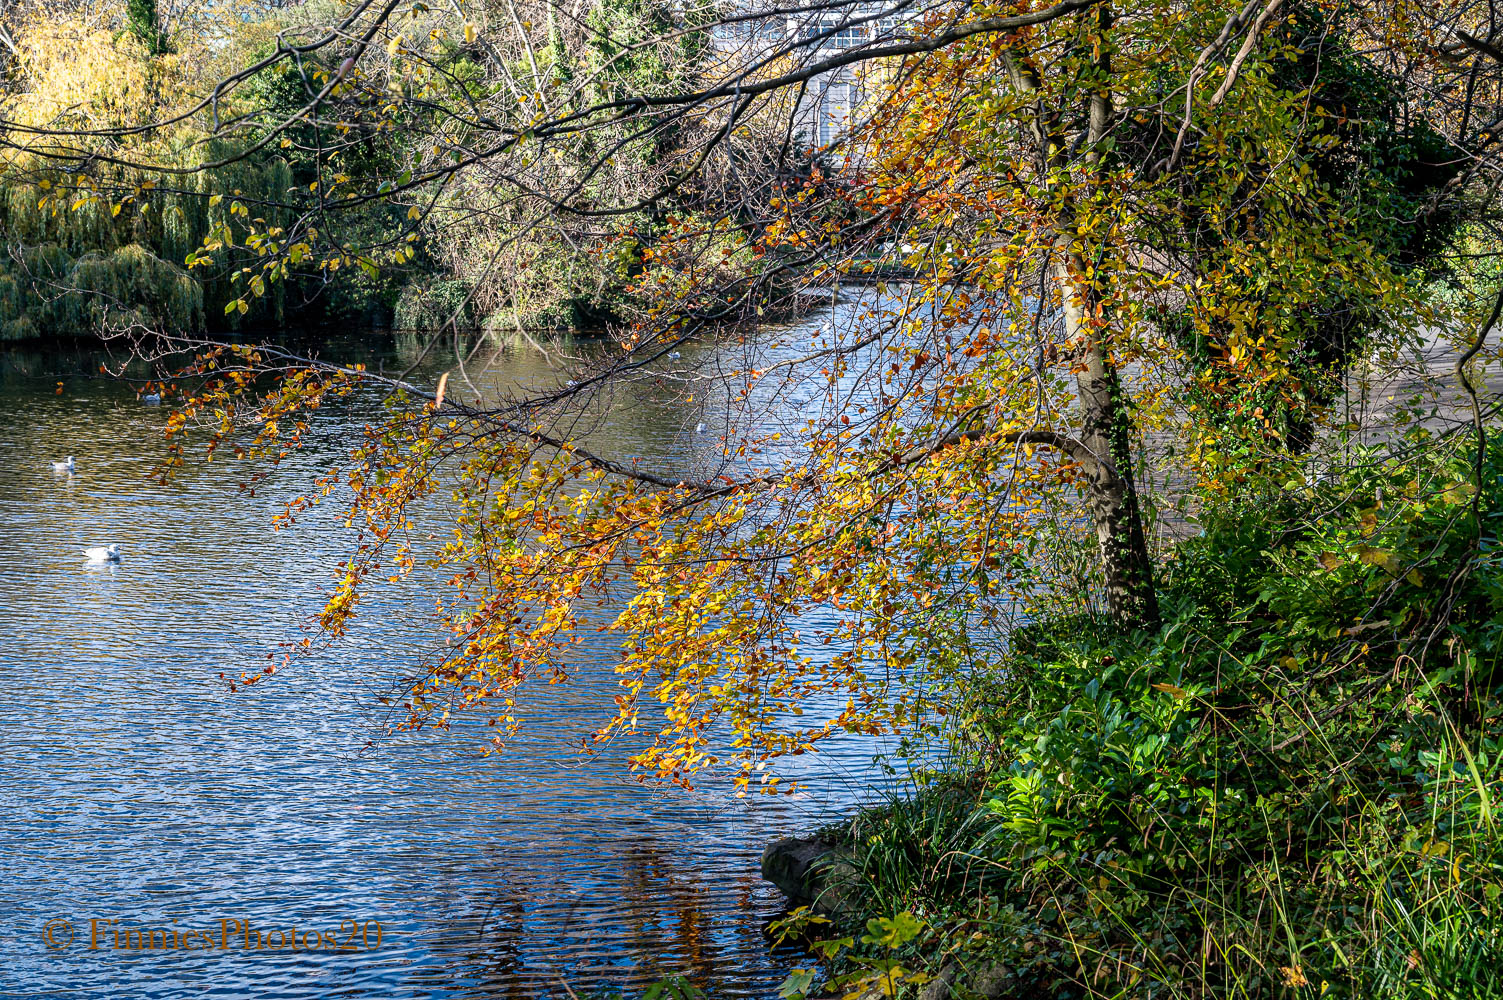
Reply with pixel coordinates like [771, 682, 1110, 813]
[0, 335, 893, 1000]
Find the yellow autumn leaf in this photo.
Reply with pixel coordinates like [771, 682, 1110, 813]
[1356, 545, 1402, 575]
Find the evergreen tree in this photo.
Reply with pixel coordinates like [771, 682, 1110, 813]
[126, 0, 163, 55]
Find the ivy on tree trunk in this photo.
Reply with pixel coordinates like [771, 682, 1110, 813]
[127, 0, 164, 55]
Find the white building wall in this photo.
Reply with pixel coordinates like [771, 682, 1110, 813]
[712, 5, 900, 156]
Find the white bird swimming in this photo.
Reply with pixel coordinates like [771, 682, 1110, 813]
[141, 392, 162, 405]
[83, 544, 122, 563]
[668, 351, 682, 360]
[50, 456, 75, 473]
[695, 422, 706, 434]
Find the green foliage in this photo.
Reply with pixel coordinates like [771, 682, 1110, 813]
[126, 0, 165, 55]
[800, 426, 1503, 998]
[0, 243, 202, 339]
[583, 0, 708, 107]
[0, 145, 293, 338]
[0, 8, 430, 339]
[639, 976, 706, 1000]
[1146, 9, 1461, 455]
[414, 0, 728, 334]
[393, 279, 477, 331]
[0, 0, 733, 338]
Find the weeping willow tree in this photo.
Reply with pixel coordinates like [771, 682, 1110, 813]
[0, 7, 294, 339]
[0, 135, 297, 339]
[0, 243, 202, 339]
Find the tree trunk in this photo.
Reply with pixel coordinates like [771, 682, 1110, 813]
[1059, 5, 1159, 629]
[1077, 6, 1159, 629]
[1057, 264, 1161, 629]
[1005, 6, 1160, 629]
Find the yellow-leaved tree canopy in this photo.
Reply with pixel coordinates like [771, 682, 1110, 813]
[6, 0, 1498, 795]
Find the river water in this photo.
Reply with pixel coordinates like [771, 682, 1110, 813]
[0, 325, 893, 999]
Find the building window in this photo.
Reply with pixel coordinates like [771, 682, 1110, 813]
[797, 20, 867, 48]
[818, 76, 856, 146]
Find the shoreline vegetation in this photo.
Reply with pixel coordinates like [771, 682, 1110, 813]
[0, 2, 931, 344]
[757, 414, 1503, 998]
[0, 0, 771, 342]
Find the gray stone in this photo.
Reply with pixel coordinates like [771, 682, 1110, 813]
[761, 836, 859, 916]
[971, 961, 1017, 999]
[918, 960, 959, 1000]
[911, 958, 1015, 999]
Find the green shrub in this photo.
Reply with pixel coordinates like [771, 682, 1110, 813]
[393, 279, 478, 331]
[786, 427, 1503, 999]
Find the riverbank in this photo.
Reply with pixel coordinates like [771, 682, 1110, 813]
[762, 419, 1503, 999]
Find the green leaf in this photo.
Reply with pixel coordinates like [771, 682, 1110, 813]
[812, 934, 853, 958]
[641, 976, 704, 1000]
[862, 912, 925, 948]
[777, 969, 817, 999]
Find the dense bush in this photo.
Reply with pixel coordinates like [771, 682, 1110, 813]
[393, 280, 479, 332]
[781, 427, 1503, 999]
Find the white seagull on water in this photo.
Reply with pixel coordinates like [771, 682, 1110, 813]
[50, 456, 75, 473]
[83, 544, 122, 563]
